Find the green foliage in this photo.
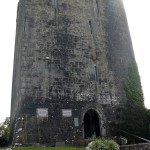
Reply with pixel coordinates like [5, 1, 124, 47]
[115, 61, 149, 143]
[86, 139, 119, 150]
[117, 106, 149, 143]
[0, 117, 10, 147]
[124, 61, 144, 107]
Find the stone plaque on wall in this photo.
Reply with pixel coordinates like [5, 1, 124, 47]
[37, 108, 48, 117]
[62, 109, 72, 117]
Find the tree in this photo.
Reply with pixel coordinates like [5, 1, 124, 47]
[0, 117, 10, 147]
[115, 61, 149, 143]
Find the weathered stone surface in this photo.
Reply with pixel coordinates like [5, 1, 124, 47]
[10, 0, 135, 146]
[120, 143, 150, 150]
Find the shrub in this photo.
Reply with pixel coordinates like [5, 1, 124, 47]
[0, 117, 10, 147]
[116, 61, 150, 142]
[86, 139, 119, 150]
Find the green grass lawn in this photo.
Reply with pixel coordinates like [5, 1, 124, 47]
[0, 146, 85, 150]
[11, 147, 84, 150]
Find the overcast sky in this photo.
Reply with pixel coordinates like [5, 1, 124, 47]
[0, 0, 150, 122]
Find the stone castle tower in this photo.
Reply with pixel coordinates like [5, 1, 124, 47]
[10, 0, 135, 146]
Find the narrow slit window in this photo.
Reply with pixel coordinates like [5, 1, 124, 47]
[95, 0, 100, 14]
[89, 20, 93, 34]
[94, 66, 98, 81]
[24, 17, 26, 33]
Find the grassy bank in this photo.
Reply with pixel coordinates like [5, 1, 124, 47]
[0, 147, 84, 150]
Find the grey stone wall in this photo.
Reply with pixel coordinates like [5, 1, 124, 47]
[10, 0, 136, 146]
[102, 0, 135, 106]
[120, 143, 150, 150]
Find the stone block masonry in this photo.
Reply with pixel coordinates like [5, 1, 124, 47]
[120, 143, 150, 150]
[10, 0, 136, 146]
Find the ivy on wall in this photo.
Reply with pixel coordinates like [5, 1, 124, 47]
[114, 61, 149, 143]
[124, 61, 144, 107]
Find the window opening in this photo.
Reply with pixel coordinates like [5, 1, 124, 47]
[23, 17, 26, 33]
[94, 65, 98, 81]
[89, 20, 93, 34]
[95, 0, 100, 14]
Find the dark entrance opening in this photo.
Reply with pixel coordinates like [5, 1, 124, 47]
[84, 109, 100, 139]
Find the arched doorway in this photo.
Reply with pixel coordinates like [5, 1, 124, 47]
[84, 109, 100, 139]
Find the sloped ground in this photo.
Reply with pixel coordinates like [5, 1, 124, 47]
[0, 147, 84, 150]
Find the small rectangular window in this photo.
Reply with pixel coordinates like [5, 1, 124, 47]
[94, 65, 98, 81]
[89, 20, 93, 34]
